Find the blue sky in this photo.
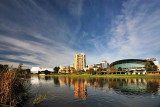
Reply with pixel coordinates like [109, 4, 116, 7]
[0, 0, 160, 68]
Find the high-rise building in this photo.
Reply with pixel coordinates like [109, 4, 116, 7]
[74, 53, 86, 71]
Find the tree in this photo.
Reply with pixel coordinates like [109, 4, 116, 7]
[110, 66, 118, 74]
[153, 65, 158, 71]
[97, 67, 102, 75]
[107, 66, 111, 74]
[72, 69, 77, 74]
[0, 64, 4, 71]
[17, 63, 23, 74]
[145, 62, 153, 71]
[54, 66, 60, 74]
[103, 68, 107, 71]
[118, 67, 122, 71]
[44, 70, 51, 74]
[88, 68, 95, 75]
[0, 64, 8, 72]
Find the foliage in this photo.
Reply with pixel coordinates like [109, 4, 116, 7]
[33, 93, 47, 105]
[54, 66, 60, 74]
[72, 69, 77, 74]
[118, 67, 122, 71]
[145, 62, 153, 71]
[107, 66, 118, 74]
[153, 65, 158, 71]
[97, 67, 102, 74]
[44, 70, 51, 74]
[88, 68, 96, 75]
[103, 68, 107, 71]
[0, 64, 8, 73]
[77, 70, 81, 74]
[0, 64, 30, 106]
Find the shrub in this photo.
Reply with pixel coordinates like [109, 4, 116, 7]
[0, 65, 29, 106]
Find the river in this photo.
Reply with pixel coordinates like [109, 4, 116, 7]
[22, 76, 160, 107]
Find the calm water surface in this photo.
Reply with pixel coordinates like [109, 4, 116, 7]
[23, 76, 160, 107]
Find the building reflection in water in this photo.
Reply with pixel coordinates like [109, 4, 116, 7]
[35, 76, 160, 100]
[74, 80, 87, 100]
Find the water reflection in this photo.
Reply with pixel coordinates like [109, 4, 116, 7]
[35, 76, 160, 100]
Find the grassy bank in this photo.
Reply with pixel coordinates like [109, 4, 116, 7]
[43, 74, 160, 78]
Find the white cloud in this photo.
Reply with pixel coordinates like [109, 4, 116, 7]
[0, 35, 78, 68]
[0, 60, 32, 69]
[107, 0, 160, 61]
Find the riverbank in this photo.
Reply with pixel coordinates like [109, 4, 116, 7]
[0, 104, 13, 107]
[43, 74, 160, 78]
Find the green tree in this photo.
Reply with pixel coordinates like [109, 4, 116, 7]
[110, 66, 118, 74]
[107, 66, 111, 74]
[72, 69, 77, 74]
[88, 68, 95, 75]
[103, 68, 107, 71]
[118, 67, 122, 71]
[153, 65, 158, 71]
[145, 62, 153, 71]
[97, 67, 102, 75]
[0, 64, 8, 73]
[54, 66, 60, 74]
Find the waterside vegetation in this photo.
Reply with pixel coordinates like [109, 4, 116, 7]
[0, 64, 30, 107]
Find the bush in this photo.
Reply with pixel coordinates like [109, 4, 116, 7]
[0, 65, 30, 106]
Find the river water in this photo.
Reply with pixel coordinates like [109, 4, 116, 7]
[22, 76, 160, 107]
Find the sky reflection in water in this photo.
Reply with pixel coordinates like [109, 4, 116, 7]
[23, 76, 160, 107]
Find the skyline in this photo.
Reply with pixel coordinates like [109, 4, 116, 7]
[0, 0, 160, 68]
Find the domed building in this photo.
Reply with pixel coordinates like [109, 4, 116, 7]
[110, 59, 155, 71]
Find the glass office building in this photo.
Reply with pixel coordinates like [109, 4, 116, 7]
[110, 59, 155, 70]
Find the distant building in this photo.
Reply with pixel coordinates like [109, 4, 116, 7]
[146, 58, 157, 61]
[110, 59, 155, 71]
[100, 60, 108, 68]
[83, 67, 89, 72]
[31, 67, 54, 73]
[94, 64, 102, 68]
[59, 65, 66, 73]
[146, 58, 159, 65]
[74, 53, 86, 71]
[31, 67, 41, 73]
[40, 68, 53, 72]
[153, 61, 159, 65]
[158, 65, 160, 71]
[88, 65, 94, 69]
[70, 64, 74, 68]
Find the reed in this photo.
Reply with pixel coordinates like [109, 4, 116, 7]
[0, 67, 29, 106]
[33, 93, 47, 105]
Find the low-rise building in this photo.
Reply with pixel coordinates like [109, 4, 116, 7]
[31, 67, 54, 73]
[31, 67, 41, 73]
[100, 60, 108, 68]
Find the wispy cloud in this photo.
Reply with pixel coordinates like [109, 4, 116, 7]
[0, 0, 84, 68]
[0, 35, 78, 67]
[107, 0, 160, 60]
[0, 0, 160, 67]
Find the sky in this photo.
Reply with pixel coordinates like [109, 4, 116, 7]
[0, 0, 160, 68]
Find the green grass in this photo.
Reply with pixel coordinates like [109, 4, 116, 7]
[43, 74, 160, 78]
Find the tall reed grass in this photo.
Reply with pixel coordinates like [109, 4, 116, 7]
[0, 66, 29, 106]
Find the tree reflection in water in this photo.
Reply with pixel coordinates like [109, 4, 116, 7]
[37, 76, 160, 100]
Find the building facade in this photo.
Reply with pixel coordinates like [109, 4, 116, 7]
[31, 67, 54, 73]
[100, 60, 108, 68]
[110, 59, 155, 71]
[74, 53, 86, 71]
